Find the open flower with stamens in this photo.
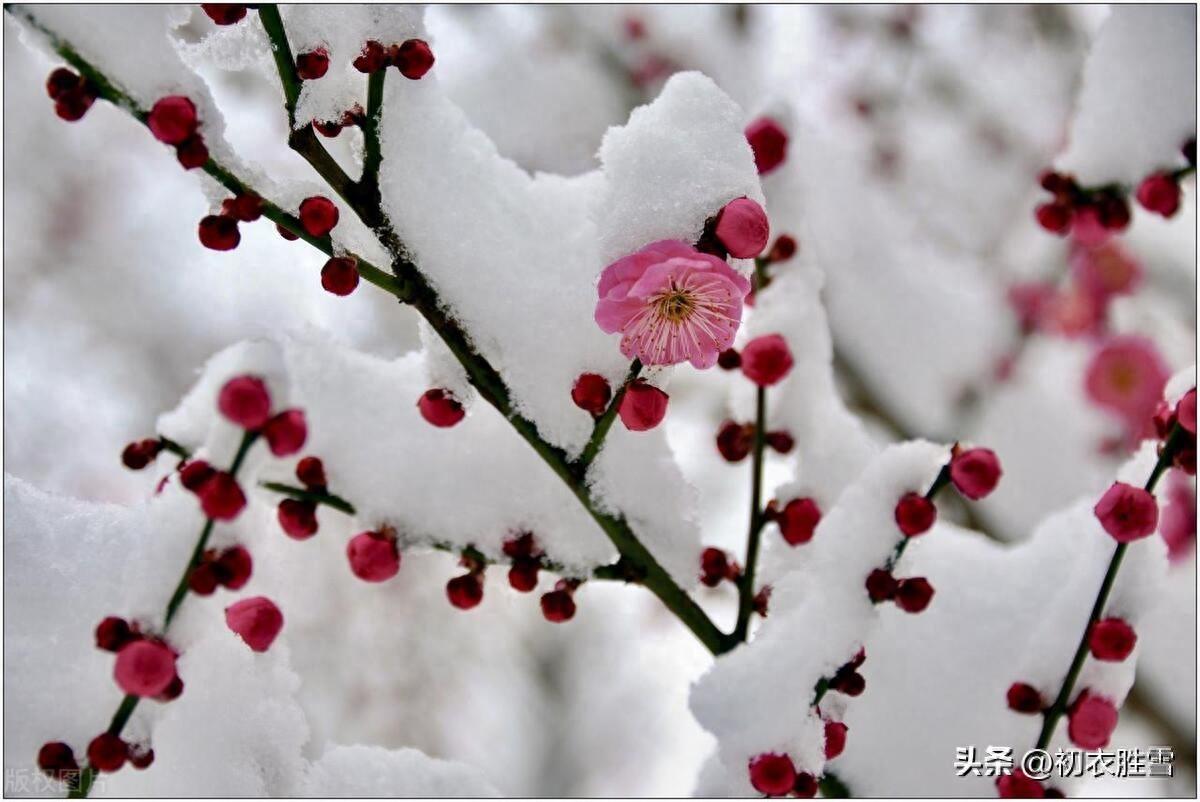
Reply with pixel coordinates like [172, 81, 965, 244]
[594, 240, 751, 368]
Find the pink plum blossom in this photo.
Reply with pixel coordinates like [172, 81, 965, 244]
[1084, 335, 1170, 440]
[595, 240, 750, 369]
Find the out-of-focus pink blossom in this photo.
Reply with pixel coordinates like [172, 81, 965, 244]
[1070, 240, 1142, 302]
[595, 240, 750, 368]
[1160, 470, 1196, 563]
[1084, 335, 1170, 440]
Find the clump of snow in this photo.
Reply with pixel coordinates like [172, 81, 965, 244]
[156, 334, 704, 585]
[378, 71, 760, 457]
[1058, 6, 1197, 185]
[732, 442, 1170, 796]
[279, 4, 425, 130]
[690, 441, 949, 789]
[301, 744, 499, 797]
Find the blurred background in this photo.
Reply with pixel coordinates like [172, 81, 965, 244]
[4, 4, 1195, 796]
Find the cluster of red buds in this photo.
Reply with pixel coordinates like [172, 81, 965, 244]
[715, 420, 794, 462]
[353, 38, 435, 79]
[698, 546, 741, 588]
[1035, 137, 1195, 235]
[312, 104, 364, 138]
[44, 67, 99, 122]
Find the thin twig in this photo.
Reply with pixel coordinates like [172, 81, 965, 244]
[733, 385, 768, 641]
[1033, 424, 1188, 750]
[11, 7, 730, 654]
[69, 431, 259, 798]
[259, 481, 630, 582]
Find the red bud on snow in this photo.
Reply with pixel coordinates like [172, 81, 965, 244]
[147, 96, 198, 145]
[215, 545, 253, 590]
[824, 720, 848, 760]
[744, 117, 788, 175]
[776, 497, 821, 546]
[95, 616, 135, 652]
[296, 48, 330, 81]
[114, 639, 177, 697]
[1093, 482, 1159, 543]
[949, 447, 1003, 500]
[1088, 617, 1137, 661]
[37, 741, 78, 780]
[198, 214, 240, 251]
[86, 733, 127, 773]
[1067, 690, 1118, 750]
[714, 197, 770, 259]
[894, 577, 934, 613]
[618, 380, 669, 431]
[298, 196, 339, 237]
[263, 410, 307, 456]
[394, 39, 435, 80]
[894, 492, 936, 537]
[447, 573, 484, 610]
[201, 4, 247, 25]
[1135, 172, 1181, 218]
[572, 373, 612, 417]
[295, 456, 327, 488]
[740, 334, 793, 386]
[218, 375, 271, 429]
[225, 596, 284, 652]
[418, 388, 466, 427]
[278, 499, 319, 540]
[321, 256, 360, 296]
[346, 530, 401, 582]
[1006, 682, 1043, 714]
[122, 438, 162, 470]
[716, 420, 754, 463]
[198, 472, 247, 521]
[747, 752, 796, 797]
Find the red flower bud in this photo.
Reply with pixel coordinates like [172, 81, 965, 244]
[1093, 482, 1159, 543]
[114, 639, 177, 697]
[298, 196, 339, 237]
[394, 39, 435, 80]
[740, 334, 793, 387]
[744, 117, 788, 175]
[949, 447, 1003, 500]
[148, 96, 198, 145]
[1088, 617, 1137, 662]
[224, 596, 284, 652]
[894, 492, 936, 536]
[447, 573, 484, 610]
[894, 577, 934, 613]
[278, 499, 319, 540]
[198, 214, 240, 251]
[618, 380, 669, 431]
[418, 388, 466, 428]
[321, 256, 360, 296]
[263, 410, 307, 456]
[1006, 682, 1043, 714]
[346, 530, 400, 582]
[296, 48, 330, 81]
[747, 752, 796, 797]
[86, 733, 127, 773]
[571, 373, 611, 417]
[218, 375, 271, 429]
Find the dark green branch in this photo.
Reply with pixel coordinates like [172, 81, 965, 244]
[1033, 424, 1188, 750]
[14, 7, 730, 658]
[259, 480, 632, 583]
[70, 431, 259, 798]
[733, 385, 768, 642]
[360, 68, 386, 201]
